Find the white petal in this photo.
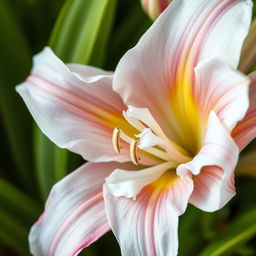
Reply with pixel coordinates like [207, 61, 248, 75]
[29, 162, 122, 256]
[16, 47, 130, 162]
[103, 174, 193, 256]
[113, 0, 252, 141]
[105, 162, 176, 199]
[177, 112, 239, 212]
[194, 58, 250, 130]
[137, 128, 167, 149]
[232, 71, 256, 151]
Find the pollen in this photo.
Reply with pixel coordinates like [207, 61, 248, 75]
[112, 128, 121, 153]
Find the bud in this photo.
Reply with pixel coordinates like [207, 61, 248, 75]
[141, 0, 172, 20]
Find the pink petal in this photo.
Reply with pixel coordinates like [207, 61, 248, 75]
[232, 72, 256, 151]
[194, 59, 250, 130]
[177, 112, 239, 212]
[29, 161, 126, 256]
[113, 0, 252, 141]
[103, 173, 193, 256]
[16, 47, 130, 163]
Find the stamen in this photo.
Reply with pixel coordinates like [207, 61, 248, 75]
[118, 129, 170, 162]
[112, 128, 121, 153]
[130, 139, 140, 165]
[126, 106, 191, 161]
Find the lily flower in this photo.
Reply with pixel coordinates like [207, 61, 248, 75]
[141, 0, 172, 20]
[16, 0, 255, 255]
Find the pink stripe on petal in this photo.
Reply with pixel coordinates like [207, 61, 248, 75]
[177, 112, 238, 212]
[103, 173, 193, 256]
[49, 191, 103, 255]
[71, 223, 110, 256]
[232, 71, 256, 151]
[16, 48, 130, 163]
[29, 162, 130, 256]
[114, 0, 252, 145]
[194, 59, 250, 130]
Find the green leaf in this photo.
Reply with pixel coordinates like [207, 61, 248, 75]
[0, 179, 41, 255]
[49, 0, 117, 66]
[34, 0, 118, 199]
[34, 127, 68, 200]
[179, 205, 205, 256]
[0, 0, 33, 189]
[0, 209, 29, 256]
[201, 211, 219, 241]
[106, 1, 151, 69]
[0, 179, 41, 225]
[199, 207, 256, 256]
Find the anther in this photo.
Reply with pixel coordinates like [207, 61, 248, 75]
[130, 139, 140, 165]
[112, 128, 121, 153]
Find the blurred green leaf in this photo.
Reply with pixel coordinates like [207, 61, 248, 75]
[232, 245, 256, 256]
[0, 179, 41, 225]
[0, 209, 29, 256]
[178, 205, 205, 256]
[33, 111, 72, 202]
[106, 0, 151, 69]
[34, 127, 68, 200]
[201, 211, 219, 241]
[34, 0, 118, 200]
[0, 0, 34, 189]
[0, 179, 41, 256]
[49, 0, 117, 66]
[199, 207, 256, 256]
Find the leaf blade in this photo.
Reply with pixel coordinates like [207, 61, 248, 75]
[199, 208, 256, 256]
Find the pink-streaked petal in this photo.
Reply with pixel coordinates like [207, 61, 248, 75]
[194, 59, 250, 130]
[232, 72, 256, 151]
[177, 112, 239, 212]
[16, 47, 130, 162]
[239, 18, 256, 73]
[193, 0, 252, 68]
[113, 0, 252, 141]
[105, 162, 177, 199]
[103, 173, 193, 256]
[29, 161, 129, 256]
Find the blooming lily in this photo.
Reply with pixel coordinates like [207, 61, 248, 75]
[17, 0, 255, 255]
